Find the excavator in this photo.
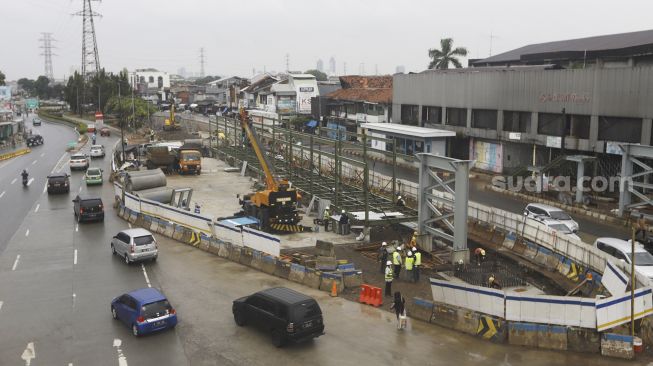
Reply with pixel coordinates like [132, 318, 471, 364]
[236, 108, 308, 233]
[163, 97, 180, 131]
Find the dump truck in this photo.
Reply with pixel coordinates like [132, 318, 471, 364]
[145, 142, 202, 175]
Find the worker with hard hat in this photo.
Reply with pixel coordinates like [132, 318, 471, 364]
[384, 260, 394, 297]
[404, 251, 415, 282]
[339, 209, 349, 235]
[322, 205, 331, 232]
[488, 274, 502, 289]
[474, 247, 486, 266]
[412, 246, 422, 283]
[392, 246, 402, 279]
[396, 195, 406, 207]
[378, 242, 389, 274]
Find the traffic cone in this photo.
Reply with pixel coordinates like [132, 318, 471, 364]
[330, 279, 338, 297]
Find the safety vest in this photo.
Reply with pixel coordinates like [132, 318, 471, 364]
[392, 251, 401, 265]
[414, 252, 422, 266]
[405, 256, 414, 271]
[385, 266, 393, 282]
[323, 208, 330, 219]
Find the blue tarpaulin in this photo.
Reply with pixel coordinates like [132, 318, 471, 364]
[305, 120, 318, 128]
[218, 216, 259, 228]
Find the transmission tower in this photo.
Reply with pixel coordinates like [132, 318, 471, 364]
[39, 33, 57, 81]
[285, 53, 290, 73]
[199, 48, 205, 77]
[73, 0, 101, 79]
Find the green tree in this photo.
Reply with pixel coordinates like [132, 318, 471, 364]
[304, 69, 327, 81]
[105, 94, 156, 129]
[428, 38, 468, 69]
[195, 75, 221, 85]
[33, 76, 51, 99]
[0, 70, 5, 86]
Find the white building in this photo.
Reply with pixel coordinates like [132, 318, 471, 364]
[129, 69, 170, 90]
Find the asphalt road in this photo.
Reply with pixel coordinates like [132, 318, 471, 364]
[0, 117, 643, 365]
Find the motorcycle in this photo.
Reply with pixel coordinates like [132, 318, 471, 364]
[22, 175, 28, 187]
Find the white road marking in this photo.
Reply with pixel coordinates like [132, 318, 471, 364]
[52, 152, 68, 173]
[78, 185, 82, 192]
[21, 342, 35, 366]
[141, 263, 151, 288]
[74, 249, 78, 265]
[11, 178, 17, 185]
[75, 223, 79, 232]
[40, 153, 45, 157]
[25, 229, 29, 237]
[0, 191, 4, 198]
[31, 160, 37, 165]
[42, 183, 47, 193]
[0, 301, 3, 312]
[113, 339, 128, 366]
[12, 255, 20, 270]
[34, 204, 39, 213]
[128, 223, 132, 228]
[27, 178, 34, 186]
[72, 293, 76, 308]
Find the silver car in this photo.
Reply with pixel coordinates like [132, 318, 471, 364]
[111, 228, 158, 264]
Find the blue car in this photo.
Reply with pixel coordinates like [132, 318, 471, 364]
[111, 288, 178, 337]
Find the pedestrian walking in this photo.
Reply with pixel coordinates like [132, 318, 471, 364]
[390, 291, 407, 330]
[404, 251, 415, 282]
[322, 205, 331, 232]
[384, 261, 393, 297]
[378, 242, 388, 274]
[412, 246, 421, 283]
[392, 247, 402, 279]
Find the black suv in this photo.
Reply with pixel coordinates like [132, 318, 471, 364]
[47, 173, 70, 193]
[232, 287, 325, 347]
[26, 134, 44, 147]
[72, 195, 104, 222]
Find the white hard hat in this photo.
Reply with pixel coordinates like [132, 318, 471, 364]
[407, 251, 412, 256]
[398, 195, 402, 199]
[382, 242, 387, 246]
[412, 247, 417, 251]
[386, 260, 392, 265]
[397, 245, 402, 250]
[341, 209, 345, 213]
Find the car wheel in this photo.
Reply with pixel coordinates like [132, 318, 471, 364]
[111, 306, 118, 320]
[271, 329, 285, 347]
[111, 244, 116, 255]
[234, 311, 246, 326]
[151, 256, 157, 262]
[132, 324, 139, 337]
[124, 254, 130, 265]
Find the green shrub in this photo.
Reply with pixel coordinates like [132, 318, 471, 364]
[77, 123, 88, 134]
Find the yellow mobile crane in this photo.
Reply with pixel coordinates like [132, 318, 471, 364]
[237, 108, 307, 233]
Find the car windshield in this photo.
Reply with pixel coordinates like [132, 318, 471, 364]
[549, 211, 572, 220]
[292, 300, 321, 321]
[80, 199, 102, 208]
[548, 223, 572, 233]
[182, 153, 201, 161]
[633, 252, 653, 266]
[134, 235, 155, 246]
[87, 169, 101, 176]
[141, 299, 172, 319]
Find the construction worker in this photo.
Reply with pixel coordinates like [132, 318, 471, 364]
[412, 246, 421, 283]
[322, 205, 331, 232]
[488, 274, 502, 289]
[339, 209, 349, 235]
[409, 232, 417, 248]
[404, 251, 415, 282]
[635, 214, 649, 244]
[474, 247, 486, 266]
[396, 195, 406, 207]
[378, 242, 389, 274]
[384, 260, 394, 297]
[392, 246, 402, 279]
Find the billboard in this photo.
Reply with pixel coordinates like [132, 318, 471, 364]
[296, 86, 314, 114]
[277, 98, 296, 115]
[0, 86, 11, 101]
[469, 138, 503, 173]
[26, 99, 39, 110]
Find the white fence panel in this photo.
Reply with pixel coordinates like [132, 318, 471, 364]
[505, 294, 596, 327]
[430, 279, 504, 318]
[214, 223, 244, 247]
[596, 287, 653, 332]
[241, 227, 280, 257]
[580, 298, 597, 328]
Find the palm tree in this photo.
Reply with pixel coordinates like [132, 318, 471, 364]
[428, 38, 469, 69]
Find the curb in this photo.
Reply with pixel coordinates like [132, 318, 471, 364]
[0, 148, 31, 161]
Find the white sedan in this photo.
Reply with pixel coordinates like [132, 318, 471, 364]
[69, 153, 90, 170]
[89, 144, 105, 158]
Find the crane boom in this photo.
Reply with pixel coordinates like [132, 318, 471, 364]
[240, 109, 277, 191]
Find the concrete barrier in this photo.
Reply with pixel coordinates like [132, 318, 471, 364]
[511, 240, 526, 255]
[149, 217, 159, 233]
[134, 213, 144, 226]
[502, 233, 516, 250]
[315, 240, 335, 257]
[455, 308, 480, 336]
[342, 270, 363, 288]
[240, 248, 254, 267]
[509, 322, 538, 347]
[523, 241, 538, 260]
[180, 227, 192, 244]
[172, 225, 185, 241]
[199, 234, 211, 251]
[128, 210, 138, 224]
[218, 241, 231, 258]
[289, 263, 306, 283]
[430, 303, 458, 329]
[163, 222, 174, 237]
[261, 255, 277, 275]
[601, 333, 635, 360]
[316, 256, 337, 271]
[141, 215, 152, 230]
[567, 327, 600, 353]
[302, 268, 321, 289]
[208, 238, 221, 255]
[533, 246, 559, 271]
[118, 205, 125, 218]
[274, 259, 291, 279]
[319, 272, 343, 294]
[250, 250, 263, 270]
[556, 256, 572, 276]
[537, 324, 567, 350]
[229, 245, 242, 263]
[410, 298, 434, 323]
[476, 315, 507, 343]
[337, 263, 355, 271]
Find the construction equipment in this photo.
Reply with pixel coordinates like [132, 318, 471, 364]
[236, 108, 308, 233]
[145, 140, 202, 175]
[163, 98, 180, 131]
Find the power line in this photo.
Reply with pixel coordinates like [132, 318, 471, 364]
[73, 0, 101, 80]
[39, 32, 57, 81]
[199, 47, 205, 77]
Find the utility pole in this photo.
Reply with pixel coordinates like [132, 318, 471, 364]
[39, 32, 56, 81]
[285, 53, 290, 73]
[199, 47, 205, 77]
[343, 62, 347, 75]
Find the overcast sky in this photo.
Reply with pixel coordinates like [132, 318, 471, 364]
[3, 0, 653, 81]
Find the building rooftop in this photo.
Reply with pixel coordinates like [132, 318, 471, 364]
[360, 123, 455, 138]
[472, 28, 653, 66]
[326, 75, 392, 104]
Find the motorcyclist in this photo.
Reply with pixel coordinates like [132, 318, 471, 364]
[21, 169, 29, 185]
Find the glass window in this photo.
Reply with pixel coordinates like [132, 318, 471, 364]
[141, 300, 172, 319]
[133, 235, 155, 246]
[504, 111, 531, 133]
[599, 116, 642, 143]
[446, 108, 467, 127]
[292, 301, 321, 321]
[148, 76, 154, 83]
[538, 113, 564, 136]
[422, 106, 442, 124]
[400, 105, 419, 126]
[471, 109, 497, 130]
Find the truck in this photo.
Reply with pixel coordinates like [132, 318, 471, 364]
[145, 142, 202, 175]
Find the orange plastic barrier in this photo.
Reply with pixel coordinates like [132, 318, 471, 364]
[359, 284, 382, 307]
[359, 284, 371, 304]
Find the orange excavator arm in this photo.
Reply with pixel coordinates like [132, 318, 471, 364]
[240, 108, 277, 191]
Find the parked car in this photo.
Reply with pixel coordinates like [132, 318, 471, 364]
[111, 228, 158, 264]
[72, 195, 104, 222]
[111, 288, 177, 337]
[100, 127, 111, 136]
[232, 287, 325, 347]
[69, 153, 90, 170]
[528, 216, 581, 241]
[26, 134, 44, 147]
[33, 118, 41, 126]
[47, 172, 70, 194]
[524, 203, 579, 232]
[89, 144, 105, 158]
[594, 238, 653, 280]
[84, 167, 103, 185]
